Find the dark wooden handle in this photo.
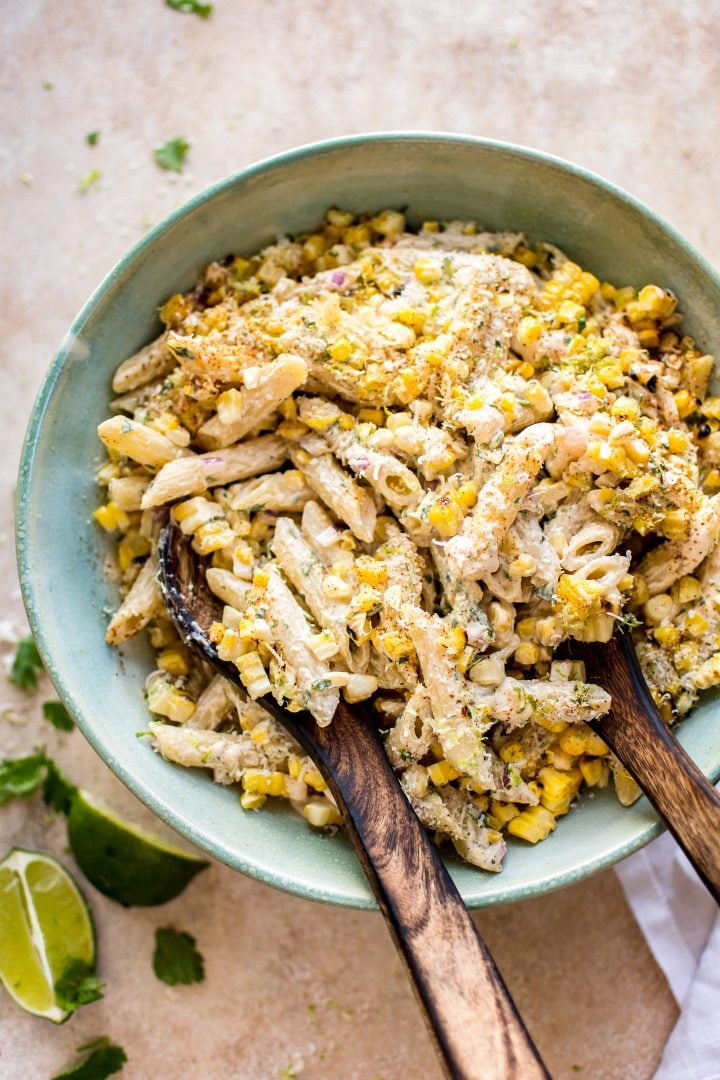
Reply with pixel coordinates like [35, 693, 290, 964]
[298, 702, 549, 1080]
[583, 631, 720, 904]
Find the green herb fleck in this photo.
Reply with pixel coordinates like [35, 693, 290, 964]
[570, 1068, 584, 1074]
[42, 80, 54, 90]
[152, 927, 205, 986]
[327, 997, 352, 1020]
[306, 1003, 318, 1023]
[0, 754, 48, 805]
[310, 678, 332, 691]
[42, 759, 78, 815]
[616, 612, 641, 631]
[154, 136, 190, 173]
[79, 169, 102, 192]
[86, 131, 100, 147]
[54, 958, 105, 1013]
[9, 636, 44, 690]
[51, 1036, 127, 1079]
[43, 700, 74, 731]
[165, 0, 213, 16]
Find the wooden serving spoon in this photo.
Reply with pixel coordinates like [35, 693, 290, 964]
[158, 522, 549, 1080]
[576, 630, 720, 903]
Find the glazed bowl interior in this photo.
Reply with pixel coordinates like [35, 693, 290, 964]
[18, 133, 720, 908]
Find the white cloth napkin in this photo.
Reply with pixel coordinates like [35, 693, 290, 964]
[615, 834, 720, 1079]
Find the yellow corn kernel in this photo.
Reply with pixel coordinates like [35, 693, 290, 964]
[322, 574, 353, 601]
[193, 519, 236, 555]
[328, 337, 354, 362]
[600, 281, 617, 300]
[413, 257, 443, 284]
[378, 629, 415, 661]
[208, 621, 225, 644]
[421, 219, 440, 233]
[653, 625, 682, 648]
[694, 653, 720, 689]
[637, 327, 660, 349]
[147, 679, 195, 723]
[353, 557, 387, 588]
[555, 574, 604, 619]
[610, 396, 640, 421]
[557, 300, 585, 324]
[661, 508, 690, 541]
[157, 649, 190, 677]
[638, 284, 677, 319]
[674, 640, 699, 673]
[160, 292, 192, 327]
[673, 576, 702, 606]
[236, 651, 272, 698]
[427, 498, 464, 538]
[538, 766, 582, 815]
[452, 481, 479, 510]
[357, 408, 384, 427]
[513, 245, 538, 268]
[514, 361, 535, 381]
[441, 626, 467, 656]
[674, 389, 697, 419]
[514, 642, 541, 666]
[559, 725, 609, 757]
[516, 316, 543, 346]
[685, 610, 709, 638]
[277, 419, 310, 441]
[303, 767, 327, 792]
[643, 593, 677, 625]
[516, 617, 538, 641]
[303, 800, 342, 827]
[343, 223, 371, 248]
[613, 285, 637, 309]
[489, 800, 520, 826]
[667, 429, 690, 454]
[427, 760, 461, 786]
[394, 307, 426, 332]
[240, 790, 266, 811]
[613, 765, 642, 806]
[705, 469, 720, 489]
[117, 532, 151, 572]
[368, 209, 405, 237]
[499, 741, 526, 764]
[507, 805, 557, 844]
[579, 757, 609, 788]
[700, 397, 720, 420]
[508, 554, 537, 579]
[93, 502, 130, 533]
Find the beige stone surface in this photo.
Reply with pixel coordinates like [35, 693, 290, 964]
[5, 0, 719, 1074]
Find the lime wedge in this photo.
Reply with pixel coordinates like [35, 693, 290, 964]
[67, 790, 208, 907]
[0, 849, 95, 1023]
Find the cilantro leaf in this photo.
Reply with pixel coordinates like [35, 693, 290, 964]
[43, 700, 75, 731]
[0, 753, 48, 805]
[54, 958, 105, 1012]
[153, 137, 190, 173]
[42, 759, 78, 816]
[152, 927, 205, 986]
[86, 131, 100, 146]
[165, 0, 213, 15]
[52, 1037, 127, 1079]
[79, 169, 102, 192]
[616, 612, 641, 631]
[9, 636, 44, 690]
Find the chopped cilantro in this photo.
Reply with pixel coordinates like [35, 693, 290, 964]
[0, 754, 48, 805]
[310, 678, 332, 691]
[165, 0, 213, 16]
[79, 169, 102, 193]
[42, 80, 54, 90]
[42, 759, 78, 815]
[9, 635, 44, 689]
[152, 927, 205, 986]
[306, 1003, 318, 1023]
[54, 958, 105, 1013]
[153, 136, 190, 173]
[616, 612, 641, 631]
[86, 131, 100, 146]
[43, 700, 74, 731]
[51, 1037, 127, 1079]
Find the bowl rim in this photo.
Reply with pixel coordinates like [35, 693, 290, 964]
[17, 131, 720, 909]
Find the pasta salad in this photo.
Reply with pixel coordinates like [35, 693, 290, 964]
[94, 208, 720, 872]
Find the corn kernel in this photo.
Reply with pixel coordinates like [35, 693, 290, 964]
[328, 337, 354, 362]
[378, 629, 414, 661]
[667, 429, 690, 454]
[685, 610, 709, 638]
[303, 800, 342, 827]
[661, 508, 690, 541]
[468, 655, 505, 687]
[236, 651, 272, 698]
[644, 593, 678, 625]
[514, 642, 541, 666]
[441, 626, 467, 656]
[427, 760, 461, 786]
[489, 800, 520, 826]
[694, 653, 720, 689]
[93, 502, 130, 533]
[508, 554, 537, 579]
[414, 257, 443, 284]
[674, 389, 697, 419]
[428, 498, 464, 538]
[507, 805, 557, 843]
[117, 532, 151, 571]
[452, 482, 479, 510]
[499, 741, 526, 764]
[157, 649, 190, 677]
[516, 316, 543, 346]
[579, 757, 609, 787]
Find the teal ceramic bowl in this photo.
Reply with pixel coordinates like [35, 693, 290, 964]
[17, 133, 720, 909]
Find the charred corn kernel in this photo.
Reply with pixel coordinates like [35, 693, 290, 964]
[147, 678, 195, 723]
[559, 725, 609, 757]
[353, 557, 388, 589]
[378, 629, 415, 661]
[468, 655, 505, 686]
[303, 800, 342, 827]
[674, 389, 697, 419]
[117, 532, 151, 571]
[694, 653, 720, 689]
[328, 337, 354, 362]
[240, 790, 266, 811]
[427, 760, 461, 786]
[579, 757, 609, 787]
[157, 649, 190, 677]
[508, 554, 537, 578]
[194, 519, 237, 555]
[667, 429, 690, 454]
[94, 502, 130, 533]
[321, 574, 353, 601]
[507, 805, 557, 843]
[343, 674, 378, 703]
[671, 576, 702, 604]
[661, 508, 690, 541]
[413, 257, 443, 284]
[499, 741, 526, 764]
[489, 800, 520, 826]
[613, 765, 642, 806]
[643, 593, 678, 625]
[654, 625, 682, 648]
[516, 316, 543, 346]
[555, 574, 604, 619]
[441, 626, 467, 655]
[685, 610, 709, 638]
[514, 642, 541, 666]
[308, 629, 340, 661]
[452, 481, 478, 510]
[236, 651, 272, 698]
[428, 498, 464, 538]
